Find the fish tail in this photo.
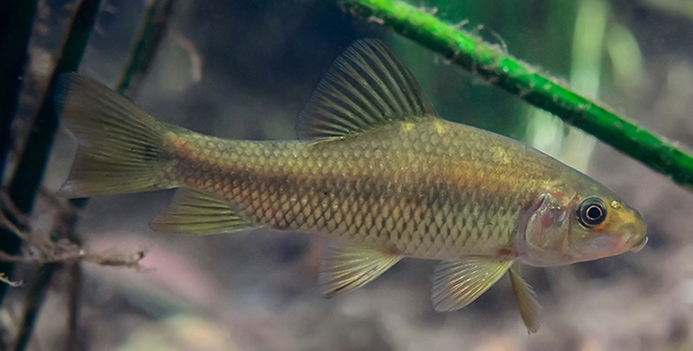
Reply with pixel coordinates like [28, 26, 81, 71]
[56, 73, 175, 198]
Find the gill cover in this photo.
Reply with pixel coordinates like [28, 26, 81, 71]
[519, 190, 573, 267]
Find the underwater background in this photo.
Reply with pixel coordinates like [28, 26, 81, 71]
[3, 0, 693, 350]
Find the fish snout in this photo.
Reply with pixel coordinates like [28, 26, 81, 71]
[623, 211, 648, 253]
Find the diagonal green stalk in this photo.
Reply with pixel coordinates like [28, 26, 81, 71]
[337, 0, 693, 191]
[0, 0, 39, 176]
[7, 0, 177, 348]
[63, 1, 175, 348]
[116, 0, 176, 97]
[9, 0, 102, 349]
[0, 0, 39, 306]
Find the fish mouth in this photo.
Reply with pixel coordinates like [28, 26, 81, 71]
[629, 236, 648, 253]
[620, 208, 647, 253]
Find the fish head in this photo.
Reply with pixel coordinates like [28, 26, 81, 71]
[517, 181, 647, 267]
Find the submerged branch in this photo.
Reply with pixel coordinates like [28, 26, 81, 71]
[8, 0, 103, 349]
[337, 0, 693, 191]
[5, 0, 173, 343]
[0, 0, 39, 176]
[11, 264, 54, 351]
[0, 204, 145, 269]
[0, 0, 40, 306]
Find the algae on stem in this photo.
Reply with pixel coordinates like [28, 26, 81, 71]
[337, 0, 693, 191]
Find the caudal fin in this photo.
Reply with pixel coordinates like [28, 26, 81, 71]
[56, 73, 174, 198]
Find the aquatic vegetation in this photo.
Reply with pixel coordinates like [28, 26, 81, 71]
[55, 39, 647, 333]
[0, 1, 692, 349]
[338, 0, 693, 191]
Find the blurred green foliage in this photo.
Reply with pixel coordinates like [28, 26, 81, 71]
[1, 1, 693, 349]
[388, 0, 576, 140]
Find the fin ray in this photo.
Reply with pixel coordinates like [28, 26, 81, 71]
[319, 242, 401, 298]
[150, 188, 255, 234]
[432, 257, 513, 312]
[509, 263, 542, 333]
[298, 39, 436, 140]
[56, 73, 172, 197]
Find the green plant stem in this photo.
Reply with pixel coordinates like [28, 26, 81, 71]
[337, 0, 693, 191]
[0, 0, 39, 305]
[9, 0, 102, 350]
[10, 0, 176, 346]
[0, 0, 39, 176]
[58, 202, 84, 351]
[10, 265, 54, 351]
[9, 2, 102, 213]
[62, 1, 176, 346]
[11, 0, 176, 347]
[116, 0, 176, 97]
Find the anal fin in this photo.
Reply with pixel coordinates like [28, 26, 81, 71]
[319, 242, 401, 299]
[432, 257, 513, 312]
[509, 263, 542, 333]
[150, 188, 255, 234]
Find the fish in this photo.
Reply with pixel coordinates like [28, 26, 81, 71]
[56, 38, 647, 333]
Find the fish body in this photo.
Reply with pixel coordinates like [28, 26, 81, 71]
[57, 39, 647, 333]
[162, 118, 559, 261]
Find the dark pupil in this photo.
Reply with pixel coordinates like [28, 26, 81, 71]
[586, 205, 602, 221]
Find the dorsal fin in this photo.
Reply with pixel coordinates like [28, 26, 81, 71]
[297, 38, 437, 140]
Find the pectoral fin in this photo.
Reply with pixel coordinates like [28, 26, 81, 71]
[509, 263, 542, 333]
[432, 257, 513, 312]
[150, 188, 255, 234]
[319, 242, 401, 299]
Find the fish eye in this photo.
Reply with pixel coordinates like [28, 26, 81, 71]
[579, 198, 606, 227]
